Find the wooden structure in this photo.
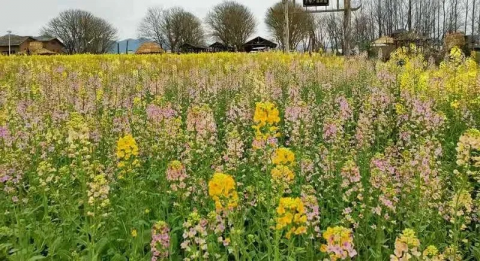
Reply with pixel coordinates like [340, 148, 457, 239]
[33, 36, 65, 54]
[465, 35, 480, 51]
[179, 43, 206, 53]
[372, 36, 395, 60]
[208, 42, 233, 52]
[0, 34, 65, 55]
[243, 37, 277, 53]
[0, 35, 34, 55]
[29, 41, 57, 55]
[135, 42, 164, 54]
[391, 29, 431, 49]
[444, 32, 466, 51]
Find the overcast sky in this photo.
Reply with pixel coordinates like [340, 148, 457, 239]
[0, 0, 281, 41]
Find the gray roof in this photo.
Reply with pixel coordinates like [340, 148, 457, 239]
[0, 34, 33, 47]
[34, 36, 66, 47]
[34, 36, 56, 42]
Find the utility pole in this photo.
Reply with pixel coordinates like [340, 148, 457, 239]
[283, 0, 290, 52]
[343, 0, 352, 56]
[7, 30, 12, 55]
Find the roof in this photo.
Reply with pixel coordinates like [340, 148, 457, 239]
[35, 36, 66, 47]
[34, 36, 56, 41]
[393, 30, 429, 41]
[0, 34, 34, 47]
[209, 42, 226, 48]
[244, 36, 277, 48]
[135, 42, 164, 54]
[372, 36, 394, 46]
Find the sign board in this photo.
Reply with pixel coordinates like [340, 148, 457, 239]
[303, 0, 329, 6]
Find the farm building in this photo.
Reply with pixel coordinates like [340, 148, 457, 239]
[0, 34, 65, 55]
[466, 35, 480, 51]
[371, 36, 395, 61]
[0, 35, 35, 55]
[207, 42, 233, 53]
[243, 37, 277, 53]
[135, 42, 164, 54]
[179, 43, 207, 53]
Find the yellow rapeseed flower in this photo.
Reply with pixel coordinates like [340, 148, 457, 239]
[275, 197, 307, 239]
[254, 102, 280, 126]
[272, 147, 295, 166]
[208, 173, 239, 212]
[271, 165, 295, 184]
[116, 134, 139, 160]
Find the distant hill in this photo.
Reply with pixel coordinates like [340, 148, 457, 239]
[109, 38, 150, 54]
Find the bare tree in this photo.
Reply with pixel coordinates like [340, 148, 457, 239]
[265, 1, 314, 50]
[206, 1, 256, 50]
[138, 7, 168, 48]
[163, 7, 205, 51]
[138, 7, 204, 51]
[42, 9, 117, 54]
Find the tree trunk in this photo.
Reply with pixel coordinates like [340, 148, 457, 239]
[283, 0, 290, 52]
[408, 0, 413, 31]
[472, 0, 477, 34]
[466, 0, 469, 33]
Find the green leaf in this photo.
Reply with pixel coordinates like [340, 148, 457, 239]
[110, 253, 127, 261]
[95, 237, 110, 254]
[28, 255, 46, 261]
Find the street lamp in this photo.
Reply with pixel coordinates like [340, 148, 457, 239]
[7, 30, 12, 56]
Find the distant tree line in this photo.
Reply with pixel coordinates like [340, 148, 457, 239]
[39, 0, 480, 54]
[312, 0, 480, 53]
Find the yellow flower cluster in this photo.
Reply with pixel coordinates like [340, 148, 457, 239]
[422, 245, 439, 257]
[422, 245, 445, 261]
[254, 102, 280, 126]
[447, 189, 473, 225]
[270, 147, 296, 187]
[272, 147, 295, 166]
[87, 173, 110, 217]
[456, 129, 480, 172]
[116, 134, 139, 161]
[391, 229, 421, 260]
[208, 173, 239, 212]
[320, 226, 357, 260]
[271, 165, 295, 185]
[276, 197, 307, 239]
[252, 102, 281, 149]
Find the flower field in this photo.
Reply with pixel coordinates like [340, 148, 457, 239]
[0, 48, 479, 260]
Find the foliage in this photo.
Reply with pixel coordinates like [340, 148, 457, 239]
[0, 48, 479, 260]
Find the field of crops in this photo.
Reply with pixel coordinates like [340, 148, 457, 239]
[0, 48, 479, 260]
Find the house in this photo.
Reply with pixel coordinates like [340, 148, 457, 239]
[33, 36, 66, 54]
[0, 35, 35, 55]
[391, 30, 431, 49]
[135, 42, 164, 55]
[243, 37, 277, 53]
[179, 43, 207, 53]
[465, 35, 480, 51]
[371, 36, 395, 61]
[207, 42, 233, 53]
[0, 34, 65, 55]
